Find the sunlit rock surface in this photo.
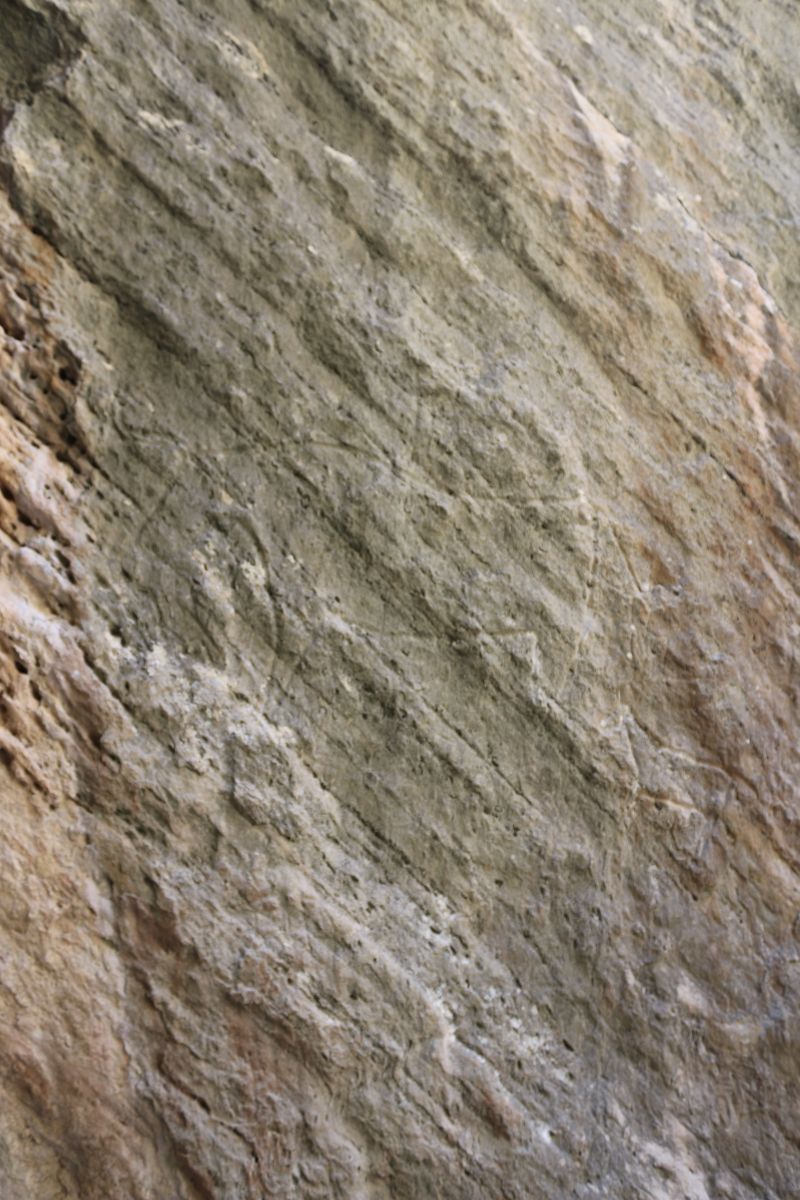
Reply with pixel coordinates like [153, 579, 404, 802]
[1, 1, 799, 1196]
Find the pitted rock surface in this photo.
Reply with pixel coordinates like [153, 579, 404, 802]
[1, 2, 799, 1197]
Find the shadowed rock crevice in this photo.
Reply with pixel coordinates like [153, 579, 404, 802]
[0, 1, 82, 107]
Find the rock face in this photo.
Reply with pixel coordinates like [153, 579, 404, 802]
[1, 1, 799, 1196]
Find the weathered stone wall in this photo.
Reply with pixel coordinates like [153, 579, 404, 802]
[1, 1, 799, 1196]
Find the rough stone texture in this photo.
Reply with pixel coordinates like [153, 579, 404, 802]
[1, 1, 799, 1196]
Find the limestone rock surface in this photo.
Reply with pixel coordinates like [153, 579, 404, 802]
[1, 1, 800, 1197]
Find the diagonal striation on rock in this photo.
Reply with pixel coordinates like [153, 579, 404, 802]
[0, 2, 799, 1197]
